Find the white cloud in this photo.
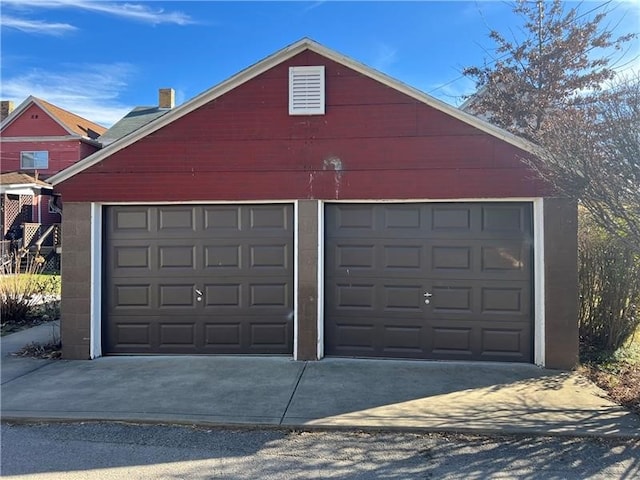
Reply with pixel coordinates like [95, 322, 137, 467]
[2, 63, 136, 127]
[0, 14, 77, 35]
[371, 43, 398, 72]
[2, 0, 195, 26]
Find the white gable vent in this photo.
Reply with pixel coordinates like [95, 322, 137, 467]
[289, 66, 325, 115]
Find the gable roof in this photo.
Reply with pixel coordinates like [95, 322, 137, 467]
[0, 96, 107, 140]
[49, 38, 539, 186]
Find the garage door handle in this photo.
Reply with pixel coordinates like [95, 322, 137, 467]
[424, 291, 432, 305]
[195, 288, 203, 302]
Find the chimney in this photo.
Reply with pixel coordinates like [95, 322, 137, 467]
[159, 88, 175, 109]
[1, 101, 15, 121]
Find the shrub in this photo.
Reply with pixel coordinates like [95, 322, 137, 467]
[0, 254, 51, 324]
[578, 209, 640, 356]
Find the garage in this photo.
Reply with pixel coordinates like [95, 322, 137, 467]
[103, 204, 294, 354]
[51, 39, 577, 368]
[325, 203, 533, 362]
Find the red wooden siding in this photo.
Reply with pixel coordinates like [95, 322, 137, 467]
[0, 140, 100, 179]
[1, 104, 69, 137]
[56, 50, 548, 201]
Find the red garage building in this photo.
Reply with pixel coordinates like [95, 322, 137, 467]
[50, 39, 577, 369]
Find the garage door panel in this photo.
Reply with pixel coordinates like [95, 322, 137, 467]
[481, 328, 527, 356]
[431, 327, 474, 355]
[383, 245, 423, 270]
[325, 202, 533, 362]
[328, 323, 376, 352]
[159, 284, 197, 308]
[159, 323, 196, 346]
[431, 205, 473, 231]
[383, 205, 423, 229]
[205, 283, 241, 307]
[104, 204, 294, 355]
[430, 286, 473, 314]
[480, 242, 529, 274]
[431, 245, 472, 271]
[203, 207, 241, 230]
[481, 204, 529, 233]
[334, 283, 376, 309]
[158, 245, 196, 269]
[248, 205, 290, 230]
[111, 208, 153, 233]
[113, 246, 151, 269]
[383, 285, 424, 311]
[205, 245, 241, 268]
[112, 323, 152, 349]
[158, 207, 196, 231]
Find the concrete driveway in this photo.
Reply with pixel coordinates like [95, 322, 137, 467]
[2, 324, 639, 438]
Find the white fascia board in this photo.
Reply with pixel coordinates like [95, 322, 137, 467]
[0, 186, 43, 195]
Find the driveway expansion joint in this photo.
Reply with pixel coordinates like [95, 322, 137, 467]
[279, 361, 308, 425]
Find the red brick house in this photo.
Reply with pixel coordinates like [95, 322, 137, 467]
[50, 39, 578, 369]
[0, 97, 106, 255]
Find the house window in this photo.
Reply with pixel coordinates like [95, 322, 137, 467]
[20, 151, 49, 170]
[289, 66, 325, 115]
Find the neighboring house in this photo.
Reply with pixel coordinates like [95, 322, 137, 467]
[0, 97, 106, 255]
[49, 38, 577, 369]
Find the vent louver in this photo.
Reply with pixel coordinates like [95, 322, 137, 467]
[289, 66, 325, 115]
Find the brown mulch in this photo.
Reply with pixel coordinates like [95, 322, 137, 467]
[581, 363, 640, 416]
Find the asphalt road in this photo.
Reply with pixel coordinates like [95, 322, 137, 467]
[1, 422, 639, 479]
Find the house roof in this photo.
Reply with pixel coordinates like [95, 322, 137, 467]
[98, 106, 171, 146]
[49, 38, 540, 186]
[0, 171, 52, 194]
[0, 96, 107, 140]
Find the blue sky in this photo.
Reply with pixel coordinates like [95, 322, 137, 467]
[1, 1, 638, 127]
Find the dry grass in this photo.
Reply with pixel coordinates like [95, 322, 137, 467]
[13, 340, 62, 360]
[0, 257, 61, 336]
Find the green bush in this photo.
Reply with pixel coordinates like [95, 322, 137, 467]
[579, 210, 640, 356]
[0, 255, 60, 325]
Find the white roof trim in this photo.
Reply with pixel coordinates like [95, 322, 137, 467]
[0, 184, 51, 195]
[49, 38, 539, 186]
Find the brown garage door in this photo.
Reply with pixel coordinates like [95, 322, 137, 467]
[103, 204, 294, 354]
[325, 203, 533, 362]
